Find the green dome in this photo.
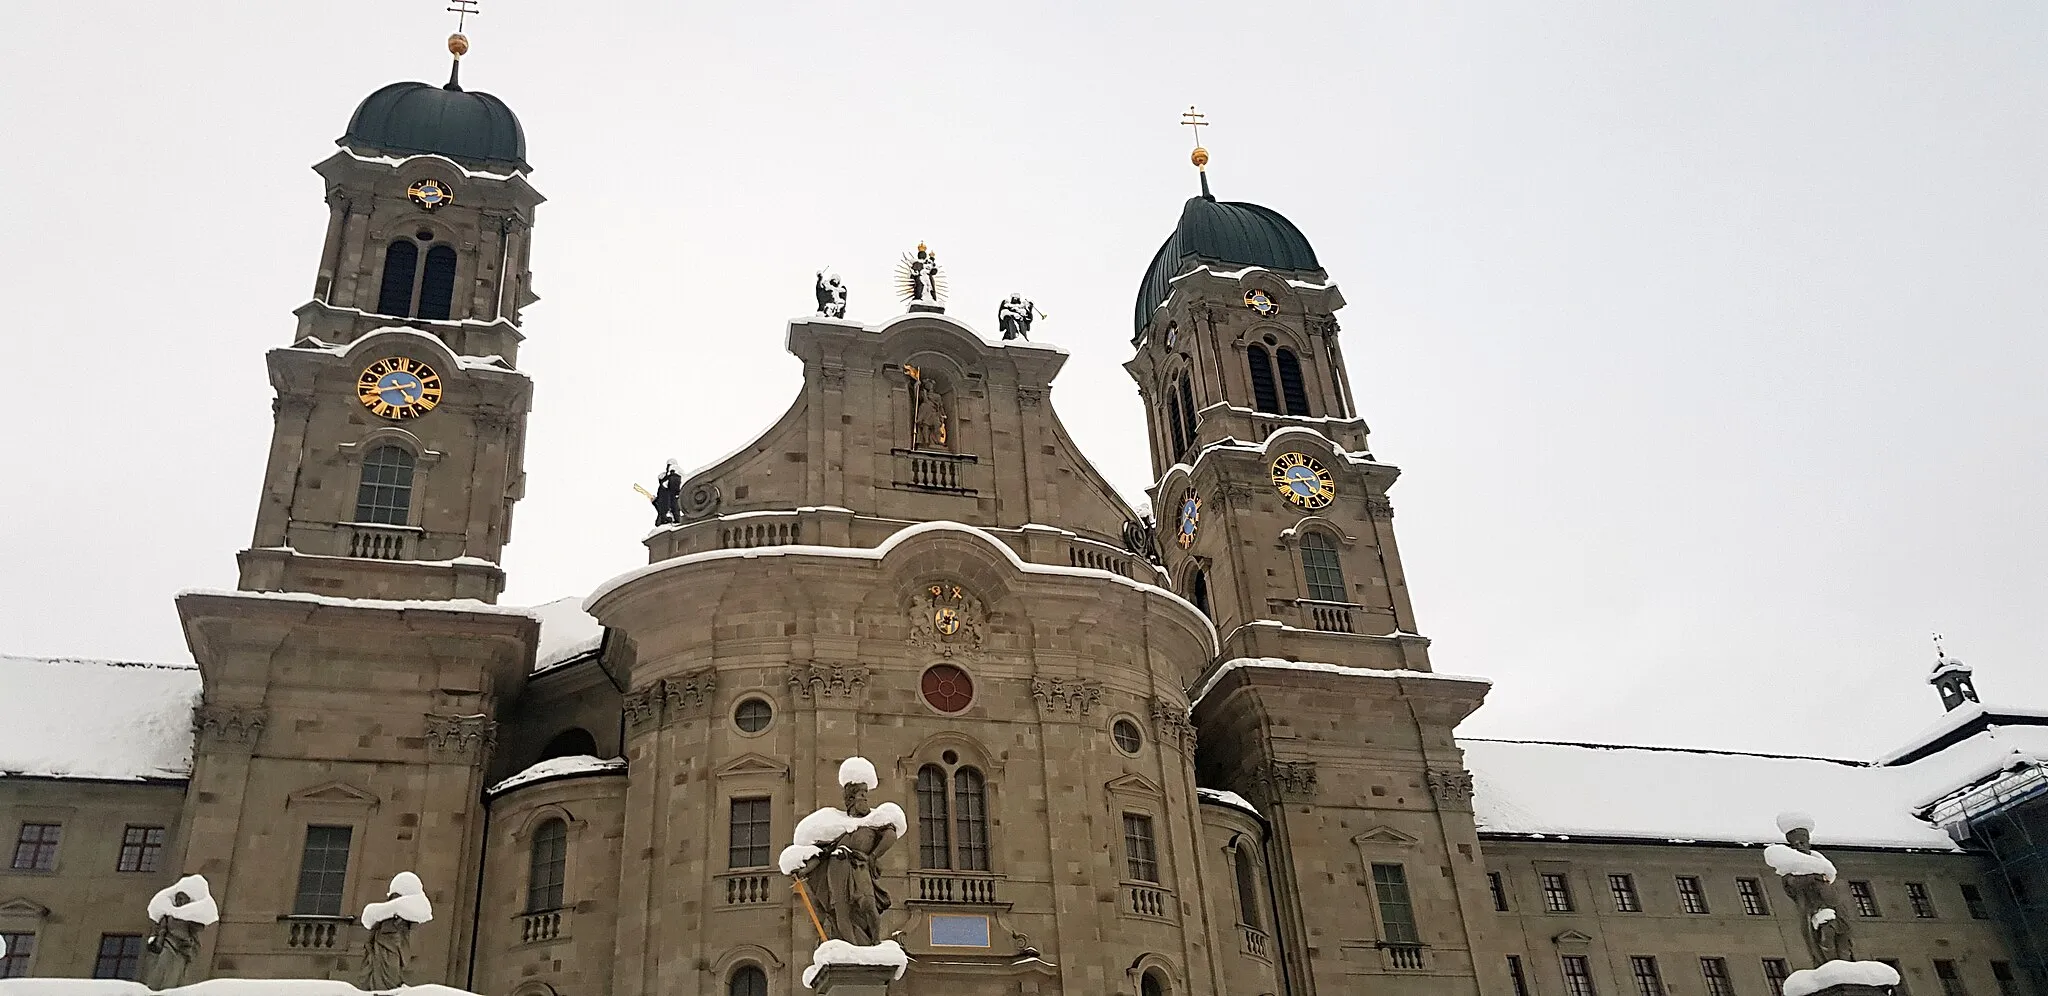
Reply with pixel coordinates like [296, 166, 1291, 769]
[1134, 191, 1320, 335]
[341, 77, 527, 172]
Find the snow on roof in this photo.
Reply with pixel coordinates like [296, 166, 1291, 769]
[1462, 727, 2048, 851]
[0, 655, 201, 781]
[528, 596, 603, 673]
[1193, 656, 1485, 709]
[1197, 787, 1265, 823]
[178, 588, 539, 619]
[1876, 702, 2048, 765]
[485, 754, 626, 797]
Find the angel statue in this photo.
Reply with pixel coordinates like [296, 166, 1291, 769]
[996, 293, 1037, 340]
[815, 270, 848, 318]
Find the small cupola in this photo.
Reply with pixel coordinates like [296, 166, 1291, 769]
[340, 33, 528, 173]
[1929, 642, 1979, 712]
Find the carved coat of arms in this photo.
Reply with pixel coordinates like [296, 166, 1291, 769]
[909, 582, 986, 658]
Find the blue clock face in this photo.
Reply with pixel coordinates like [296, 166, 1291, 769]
[377, 371, 425, 406]
[356, 356, 444, 420]
[1176, 493, 1200, 548]
[1270, 452, 1335, 509]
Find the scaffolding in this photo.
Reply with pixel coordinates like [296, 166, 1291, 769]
[1932, 763, 2048, 995]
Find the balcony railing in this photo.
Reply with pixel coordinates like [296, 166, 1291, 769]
[1125, 883, 1172, 920]
[719, 872, 777, 907]
[1380, 942, 1427, 971]
[893, 448, 978, 494]
[281, 917, 345, 949]
[720, 519, 801, 549]
[1300, 599, 1361, 633]
[345, 523, 414, 560]
[909, 871, 1000, 905]
[519, 910, 563, 944]
[1241, 925, 1269, 959]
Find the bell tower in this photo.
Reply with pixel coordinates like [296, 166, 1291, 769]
[237, 32, 544, 602]
[1131, 129, 1498, 995]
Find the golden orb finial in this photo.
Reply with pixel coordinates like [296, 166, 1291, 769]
[1191, 147, 1209, 170]
[448, 33, 470, 58]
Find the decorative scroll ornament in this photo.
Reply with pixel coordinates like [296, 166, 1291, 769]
[193, 705, 267, 751]
[787, 662, 871, 701]
[660, 667, 719, 720]
[424, 713, 496, 766]
[1031, 676, 1103, 717]
[1426, 768, 1475, 809]
[909, 582, 986, 659]
[1149, 698, 1197, 755]
[623, 684, 661, 736]
[1266, 759, 1318, 802]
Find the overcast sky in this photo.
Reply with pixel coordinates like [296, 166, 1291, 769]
[2, 2, 2041, 760]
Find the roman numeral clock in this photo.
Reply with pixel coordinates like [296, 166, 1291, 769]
[356, 356, 444, 420]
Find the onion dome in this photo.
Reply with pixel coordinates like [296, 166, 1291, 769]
[1133, 181, 1321, 335]
[340, 39, 527, 172]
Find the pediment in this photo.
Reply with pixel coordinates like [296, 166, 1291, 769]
[716, 753, 789, 779]
[0, 896, 51, 919]
[1553, 930, 1595, 949]
[1352, 826, 1421, 847]
[286, 780, 380, 808]
[1105, 773, 1163, 796]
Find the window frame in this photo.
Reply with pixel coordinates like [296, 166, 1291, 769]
[1298, 530, 1348, 602]
[1737, 876, 1771, 915]
[1233, 844, 1263, 928]
[916, 764, 952, 870]
[1123, 812, 1160, 883]
[1371, 862, 1421, 944]
[1702, 957, 1737, 996]
[526, 817, 568, 913]
[1960, 883, 1990, 919]
[117, 825, 167, 874]
[1849, 880, 1882, 917]
[1934, 960, 1968, 996]
[10, 823, 61, 872]
[352, 444, 418, 526]
[293, 824, 355, 916]
[952, 766, 990, 872]
[1677, 875, 1710, 914]
[1990, 961, 2017, 996]
[1246, 343, 1281, 415]
[1609, 873, 1642, 913]
[1562, 955, 1599, 996]
[1274, 346, 1311, 415]
[1510, 955, 1533, 996]
[1763, 959, 1791, 996]
[1907, 882, 1938, 918]
[1631, 956, 1667, 996]
[1541, 872, 1576, 913]
[727, 797, 772, 870]
[1489, 871, 1512, 912]
[92, 934, 144, 981]
[0, 932, 34, 979]
[728, 964, 769, 996]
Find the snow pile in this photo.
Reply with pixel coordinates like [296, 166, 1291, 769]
[1812, 908, 1839, 929]
[1764, 844, 1839, 880]
[528, 596, 604, 673]
[486, 755, 626, 796]
[800, 938, 909, 989]
[839, 757, 879, 789]
[146, 874, 219, 925]
[778, 802, 908, 875]
[361, 872, 433, 928]
[0, 656, 201, 781]
[1197, 788, 1264, 820]
[0, 981, 485, 996]
[1193, 657, 1487, 706]
[1783, 960, 1902, 996]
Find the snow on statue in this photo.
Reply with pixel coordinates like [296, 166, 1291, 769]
[360, 870, 434, 991]
[1764, 811, 1902, 996]
[143, 873, 219, 989]
[779, 756, 910, 988]
[815, 269, 849, 318]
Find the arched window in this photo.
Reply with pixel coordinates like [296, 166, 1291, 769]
[1300, 531, 1347, 601]
[418, 245, 458, 320]
[1246, 344, 1280, 414]
[916, 765, 951, 869]
[353, 446, 416, 525]
[1234, 846, 1262, 927]
[1275, 348, 1310, 416]
[1142, 970, 1168, 996]
[526, 819, 567, 912]
[375, 239, 419, 316]
[538, 728, 596, 761]
[954, 767, 990, 871]
[727, 965, 768, 996]
[1166, 391, 1187, 458]
[1190, 569, 1211, 619]
[1176, 375, 1198, 451]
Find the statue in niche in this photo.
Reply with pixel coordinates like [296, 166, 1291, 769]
[815, 269, 848, 318]
[907, 364, 950, 450]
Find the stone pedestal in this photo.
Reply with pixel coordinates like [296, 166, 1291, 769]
[812, 962, 900, 994]
[1801, 986, 1894, 996]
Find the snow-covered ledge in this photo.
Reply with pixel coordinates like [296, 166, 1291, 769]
[0, 981, 484, 996]
[1783, 960, 1902, 996]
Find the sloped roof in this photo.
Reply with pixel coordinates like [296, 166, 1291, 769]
[0, 655, 201, 781]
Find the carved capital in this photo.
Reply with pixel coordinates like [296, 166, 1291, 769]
[819, 365, 848, 388]
[193, 705, 267, 752]
[660, 667, 719, 722]
[1018, 386, 1045, 409]
[1149, 698, 1197, 756]
[1030, 676, 1102, 718]
[271, 395, 315, 419]
[1305, 314, 1341, 337]
[1366, 494, 1394, 520]
[623, 683, 661, 737]
[424, 713, 496, 766]
[324, 186, 351, 210]
[787, 662, 870, 702]
[471, 406, 522, 433]
[1426, 768, 1474, 809]
[1266, 760, 1318, 802]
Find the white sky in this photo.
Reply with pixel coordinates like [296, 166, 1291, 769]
[2, 2, 2041, 761]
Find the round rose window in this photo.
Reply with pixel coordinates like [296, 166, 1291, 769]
[921, 664, 975, 713]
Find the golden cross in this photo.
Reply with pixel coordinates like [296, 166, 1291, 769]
[1181, 105, 1208, 147]
[446, 0, 479, 33]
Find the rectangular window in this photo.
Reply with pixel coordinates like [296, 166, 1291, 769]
[1510, 956, 1532, 996]
[0, 933, 33, 979]
[116, 825, 166, 873]
[1880, 959, 1909, 996]
[1563, 955, 1599, 996]
[10, 824, 61, 871]
[1702, 958, 1737, 996]
[1490, 871, 1512, 912]
[293, 825, 353, 916]
[1908, 883, 1937, 918]
[1764, 960, 1791, 996]
[1991, 961, 2018, 996]
[728, 798, 771, 869]
[1372, 863, 1420, 944]
[1609, 874, 1642, 912]
[1961, 884, 1991, 919]
[92, 935, 144, 980]
[1542, 873, 1576, 913]
[1677, 875, 1710, 914]
[1632, 957, 1666, 996]
[1850, 881, 1882, 916]
[1737, 877, 1771, 915]
[1936, 961, 1968, 996]
[1123, 814, 1159, 882]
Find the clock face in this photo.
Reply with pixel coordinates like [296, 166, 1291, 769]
[356, 356, 444, 420]
[1271, 452, 1335, 509]
[407, 178, 453, 210]
[1176, 491, 1201, 548]
[1244, 289, 1276, 315]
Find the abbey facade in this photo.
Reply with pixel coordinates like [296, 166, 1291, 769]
[0, 44, 2038, 996]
